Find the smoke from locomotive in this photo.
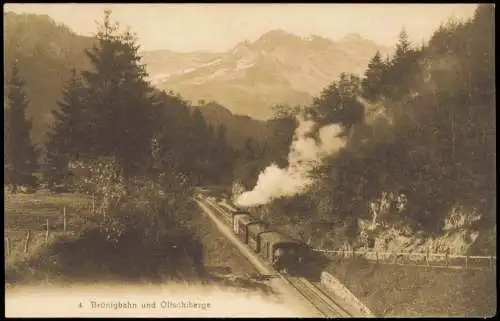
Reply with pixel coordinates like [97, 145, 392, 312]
[235, 115, 346, 208]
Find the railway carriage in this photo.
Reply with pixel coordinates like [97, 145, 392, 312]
[226, 206, 311, 276]
[236, 215, 257, 243]
[232, 211, 250, 234]
[247, 221, 270, 252]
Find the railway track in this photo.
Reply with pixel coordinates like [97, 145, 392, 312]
[285, 276, 350, 317]
[198, 195, 352, 317]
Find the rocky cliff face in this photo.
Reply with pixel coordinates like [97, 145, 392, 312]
[357, 191, 486, 256]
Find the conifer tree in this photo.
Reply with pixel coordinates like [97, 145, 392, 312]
[394, 28, 411, 61]
[313, 73, 364, 129]
[338, 73, 365, 129]
[215, 124, 233, 183]
[385, 28, 420, 99]
[216, 124, 228, 153]
[81, 9, 156, 181]
[361, 50, 387, 102]
[4, 61, 38, 193]
[43, 69, 87, 191]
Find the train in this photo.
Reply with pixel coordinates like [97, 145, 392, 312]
[229, 208, 310, 275]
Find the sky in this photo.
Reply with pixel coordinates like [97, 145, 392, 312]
[4, 3, 478, 52]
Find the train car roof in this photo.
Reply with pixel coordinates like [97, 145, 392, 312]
[232, 210, 250, 217]
[247, 221, 268, 234]
[233, 212, 249, 219]
[259, 231, 301, 245]
[237, 215, 256, 225]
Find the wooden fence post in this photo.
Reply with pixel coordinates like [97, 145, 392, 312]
[393, 251, 397, 264]
[342, 248, 345, 259]
[5, 237, 10, 256]
[376, 251, 379, 264]
[465, 256, 468, 270]
[24, 231, 31, 255]
[490, 256, 493, 270]
[63, 206, 67, 232]
[445, 253, 449, 268]
[45, 219, 50, 242]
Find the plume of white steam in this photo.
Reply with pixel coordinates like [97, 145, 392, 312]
[235, 115, 346, 207]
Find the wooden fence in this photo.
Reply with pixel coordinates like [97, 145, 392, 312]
[313, 248, 497, 271]
[4, 200, 103, 258]
[212, 198, 497, 272]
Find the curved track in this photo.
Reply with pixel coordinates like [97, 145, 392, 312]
[198, 195, 352, 317]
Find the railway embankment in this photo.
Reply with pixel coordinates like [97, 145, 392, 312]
[216, 190, 496, 317]
[283, 224, 496, 317]
[325, 258, 496, 317]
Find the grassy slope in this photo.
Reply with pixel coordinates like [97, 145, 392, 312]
[326, 259, 496, 317]
[5, 190, 271, 296]
[4, 189, 92, 216]
[5, 189, 91, 263]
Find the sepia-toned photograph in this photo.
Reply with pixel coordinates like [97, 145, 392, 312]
[4, 3, 496, 317]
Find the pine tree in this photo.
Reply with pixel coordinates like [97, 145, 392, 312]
[43, 69, 88, 191]
[338, 73, 365, 129]
[215, 124, 233, 183]
[154, 90, 192, 175]
[386, 28, 420, 99]
[361, 50, 387, 102]
[314, 73, 364, 129]
[216, 124, 227, 151]
[186, 108, 211, 184]
[43, 139, 72, 192]
[81, 9, 156, 181]
[52, 69, 89, 156]
[243, 138, 256, 161]
[395, 28, 411, 61]
[4, 61, 39, 193]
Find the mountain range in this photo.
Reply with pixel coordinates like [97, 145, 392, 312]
[4, 11, 392, 148]
[142, 29, 392, 120]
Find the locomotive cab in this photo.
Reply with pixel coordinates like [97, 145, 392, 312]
[259, 231, 307, 275]
[274, 244, 301, 274]
[272, 249, 285, 273]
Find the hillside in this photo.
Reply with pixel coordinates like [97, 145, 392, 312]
[193, 102, 273, 149]
[3, 12, 95, 145]
[232, 4, 495, 256]
[142, 29, 392, 120]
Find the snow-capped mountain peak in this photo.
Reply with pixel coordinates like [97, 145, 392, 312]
[141, 30, 392, 120]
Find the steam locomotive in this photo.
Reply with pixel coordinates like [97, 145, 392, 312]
[230, 209, 310, 275]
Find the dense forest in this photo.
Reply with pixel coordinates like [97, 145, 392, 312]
[234, 4, 495, 254]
